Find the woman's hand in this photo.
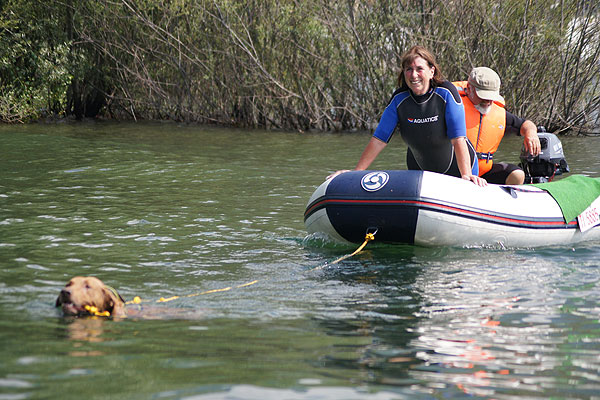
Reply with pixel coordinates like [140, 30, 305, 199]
[452, 137, 487, 187]
[326, 170, 351, 180]
[462, 174, 487, 187]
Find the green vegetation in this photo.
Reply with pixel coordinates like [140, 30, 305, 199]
[1, 0, 599, 133]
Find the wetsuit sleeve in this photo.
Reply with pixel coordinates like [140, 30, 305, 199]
[372, 94, 400, 143]
[505, 111, 526, 135]
[442, 82, 467, 140]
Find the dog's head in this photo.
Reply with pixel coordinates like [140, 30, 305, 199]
[56, 276, 125, 317]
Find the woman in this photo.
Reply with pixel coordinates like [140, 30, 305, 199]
[329, 46, 486, 186]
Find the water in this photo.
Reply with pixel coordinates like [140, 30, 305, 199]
[1, 122, 600, 399]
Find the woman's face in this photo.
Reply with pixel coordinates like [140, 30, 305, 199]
[404, 56, 435, 95]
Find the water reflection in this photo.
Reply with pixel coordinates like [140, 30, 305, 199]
[406, 248, 600, 398]
[304, 242, 600, 398]
[62, 318, 108, 345]
[58, 317, 112, 360]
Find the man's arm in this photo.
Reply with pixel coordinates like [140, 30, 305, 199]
[520, 120, 541, 156]
[506, 111, 540, 156]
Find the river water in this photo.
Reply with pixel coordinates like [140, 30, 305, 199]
[1, 122, 599, 399]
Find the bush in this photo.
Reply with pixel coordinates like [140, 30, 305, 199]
[1, 0, 599, 133]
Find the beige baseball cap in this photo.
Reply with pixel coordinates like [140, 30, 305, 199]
[468, 67, 504, 102]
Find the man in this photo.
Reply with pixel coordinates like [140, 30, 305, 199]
[454, 67, 541, 184]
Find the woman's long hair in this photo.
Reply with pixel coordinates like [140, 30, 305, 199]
[397, 45, 445, 89]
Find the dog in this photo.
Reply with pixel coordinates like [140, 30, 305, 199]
[56, 276, 127, 318]
[56, 276, 205, 319]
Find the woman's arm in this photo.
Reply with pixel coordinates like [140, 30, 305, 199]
[355, 137, 387, 170]
[452, 137, 487, 186]
[327, 137, 387, 180]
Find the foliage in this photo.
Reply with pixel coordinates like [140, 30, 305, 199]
[0, 0, 71, 121]
[0, 0, 599, 133]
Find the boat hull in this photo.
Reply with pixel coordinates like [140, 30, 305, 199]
[304, 170, 600, 247]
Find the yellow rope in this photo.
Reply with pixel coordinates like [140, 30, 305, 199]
[330, 232, 375, 264]
[87, 233, 375, 316]
[125, 280, 261, 305]
[307, 232, 376, 272]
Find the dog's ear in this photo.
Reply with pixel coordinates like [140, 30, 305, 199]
[104, 285, 125, 303]
[100, 286, 126, 317]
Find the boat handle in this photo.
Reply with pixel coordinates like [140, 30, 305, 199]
[501, 186, 518, 198]
[366, 227, 379, 236]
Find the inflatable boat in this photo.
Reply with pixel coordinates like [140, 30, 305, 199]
[304, 170, 600, 248]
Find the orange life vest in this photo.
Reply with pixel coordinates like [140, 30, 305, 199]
[453, 81, 506, 176]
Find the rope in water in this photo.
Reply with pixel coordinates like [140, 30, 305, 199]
[85, 232, 376, 316]
[306, 232, 376, 272]
[125, 280, 260, 305]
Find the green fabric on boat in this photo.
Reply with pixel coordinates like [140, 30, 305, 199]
[533, 175, 600, 223]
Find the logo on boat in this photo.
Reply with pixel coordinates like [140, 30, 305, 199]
[361, 171, 389, 192]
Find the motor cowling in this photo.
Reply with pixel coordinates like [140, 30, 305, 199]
[519, 127, 570, 183]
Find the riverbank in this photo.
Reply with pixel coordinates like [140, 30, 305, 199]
[3, 0, 599, 134]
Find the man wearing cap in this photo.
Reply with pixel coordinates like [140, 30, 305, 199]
[454, 67, 541, 184]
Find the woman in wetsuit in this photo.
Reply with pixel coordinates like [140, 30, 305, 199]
[329, 45, 486, 187]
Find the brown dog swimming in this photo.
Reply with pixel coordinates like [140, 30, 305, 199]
[56, 276, 126, 318]
[56, 276, 207, 319]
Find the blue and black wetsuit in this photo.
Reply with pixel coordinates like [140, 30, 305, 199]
[373, 80, 478, 177]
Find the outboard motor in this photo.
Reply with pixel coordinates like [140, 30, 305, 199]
[519, 127, 569, 183]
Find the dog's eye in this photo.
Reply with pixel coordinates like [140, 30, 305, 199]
[85, 284, 91, 289]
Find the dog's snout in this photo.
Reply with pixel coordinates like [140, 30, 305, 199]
[56, 288, 71, 306]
